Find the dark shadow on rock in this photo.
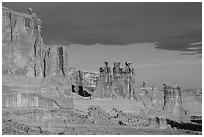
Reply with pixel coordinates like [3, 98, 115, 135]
[190, 120, 202, 125]
[71, 85, 76, 93]
[166, 119, 202, 131]
[71, 85, 91, 97]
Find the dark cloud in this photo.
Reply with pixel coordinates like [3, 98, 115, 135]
[155, 29, 202, 55]
[2, 2, 202, 52]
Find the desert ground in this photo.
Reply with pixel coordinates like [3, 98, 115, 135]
[2, 75, 202, 135]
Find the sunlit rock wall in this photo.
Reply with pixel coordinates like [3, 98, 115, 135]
[2, 92, 58, 108]
[42, 45, 69, 77]
[2, 7, 69, 77]
[2, 7, 43, 76]
[2, 7, 72, 110]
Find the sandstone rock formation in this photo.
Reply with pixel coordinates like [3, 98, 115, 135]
[2, 7, 69, 78]
[2, 7, 194, 134]
[93, 61, 136, 99]
[2, 7, 72, 110]
[72, 61, 189, 125]
[3, 7, 42, 76]
[162, 84, 190, 122]
[138, 83, 190, 129]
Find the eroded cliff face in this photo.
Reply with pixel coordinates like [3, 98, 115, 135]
[2, 7, 69, 77]
[3, 7, 42, 76]
[2, 7, 72, 110]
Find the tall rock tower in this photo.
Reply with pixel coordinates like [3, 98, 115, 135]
[2, 7, 69, 78]
[2, 7, 43, 76]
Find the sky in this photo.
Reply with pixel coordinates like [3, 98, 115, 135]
[2, 2, 202, 89]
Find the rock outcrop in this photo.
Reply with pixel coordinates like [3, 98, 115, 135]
[3, 7, 43, 76]
[92, 61, 136, 99]
[2, 7, 72, 110]
[2, 7, 69, 77]
[138, 84, 190, 129]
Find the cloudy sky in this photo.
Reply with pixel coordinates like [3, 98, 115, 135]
[3, 2, 202, 89]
